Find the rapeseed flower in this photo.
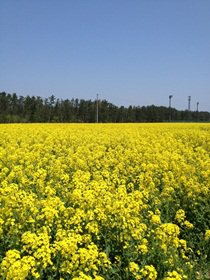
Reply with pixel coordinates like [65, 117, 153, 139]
[0, 123, 209, 279]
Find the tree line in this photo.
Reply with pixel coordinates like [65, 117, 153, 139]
[0, 91, 209, 123]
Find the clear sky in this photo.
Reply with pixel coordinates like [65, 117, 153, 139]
[1, 0, 210, 111]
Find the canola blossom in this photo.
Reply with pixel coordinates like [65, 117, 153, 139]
[0, 123, 210, 280]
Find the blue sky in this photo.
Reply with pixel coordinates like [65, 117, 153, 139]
[1, 0, 210, 111]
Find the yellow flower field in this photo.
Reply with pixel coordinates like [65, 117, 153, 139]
[0, 123, 209, 280]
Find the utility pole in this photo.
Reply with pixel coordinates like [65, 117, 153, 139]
[169, 95, 173, 121]
[196, 102, 199, 122]
[188, 96, 191, 111]
[96, 93, 99, 123]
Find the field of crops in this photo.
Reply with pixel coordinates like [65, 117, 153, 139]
[0, 123, 209, 280]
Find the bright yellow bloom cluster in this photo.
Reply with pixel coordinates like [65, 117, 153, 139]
[175, 209, 186, 223]
[1, 250, 38, 280]
[175, 209, 194, 229]
[129, 262, 157, 279]
[163, 270, 183, 280]
[204, 229, 210, 241]
[0, 123, 209, 279]
[140, 265, 157, 279]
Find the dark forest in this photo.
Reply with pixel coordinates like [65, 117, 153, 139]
[0, 92, 209, 123]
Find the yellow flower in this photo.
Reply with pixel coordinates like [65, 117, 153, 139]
[138, 244, 148, 254]
[204, 229, 210, 240]
[0, 123, 209, 279]
[140, 265, 157, 280]
[129, 261, 139, 274]
[183, 220, 194, 229]
[175, 209, 186, 223]
[163, 270, 182, 280]
[151, 214, 161, 225]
